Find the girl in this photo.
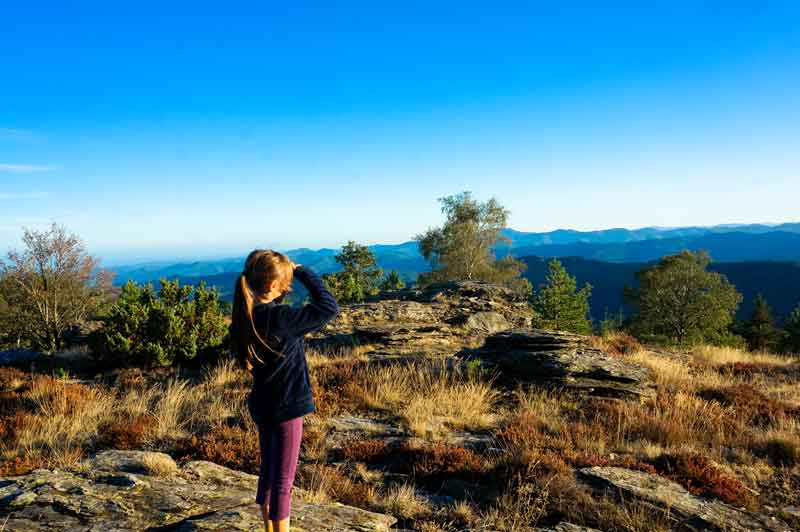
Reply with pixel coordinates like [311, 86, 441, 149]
[230, 249, 339, 532]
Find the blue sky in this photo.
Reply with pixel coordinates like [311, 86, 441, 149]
[1, 2, 799, 264]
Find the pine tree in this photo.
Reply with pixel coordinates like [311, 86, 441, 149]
[742, 293, 779, 352]
[530, 258, 593, 334]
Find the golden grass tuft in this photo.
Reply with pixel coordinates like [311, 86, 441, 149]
[693, 344, 795, 368]
[351, 359, 500, 437]
[378, 482, 432, 521]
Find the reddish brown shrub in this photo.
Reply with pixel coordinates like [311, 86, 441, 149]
[401, 442, 485, 479]
[309, 359, 362, 415]
[97, 414, 156, 450]
[605, 333, 643, 356]
[651, 452, 755, 508]
[115, 368, 146, 390]
[699, 384, 799, 427]
[339, 438, 391, 463]
[0, 391, 28, 416]
[182, 425, 260, 474]
[0, 367, 28, 391]
[0, 411, 34, 443]
[0, 454, 47, 476]
[568, 451, 658, 476]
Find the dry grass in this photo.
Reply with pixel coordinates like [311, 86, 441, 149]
[141, 452, 179, 477]
[1, 342, 796, 531]
[378, 482, 432, 521]
[693, 345, 795, 368]
[14, 378, 114, 469]
[352, 359, 500, 437]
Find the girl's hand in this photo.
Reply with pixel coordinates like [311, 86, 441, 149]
[291, 261, 302, 271]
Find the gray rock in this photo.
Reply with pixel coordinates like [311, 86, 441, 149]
[312, 281, 531, 358]
[579, 466, 790, 532]
[465, 311, 511, 334]
[535, 523, 602, 532]
[0, 450, 396, 531]
[466, 329, 655, 399]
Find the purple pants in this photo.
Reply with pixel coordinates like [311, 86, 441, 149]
[255, 416, 303, 520]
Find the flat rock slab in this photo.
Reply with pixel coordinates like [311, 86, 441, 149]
[0, 450, 396, 532]
[467, 329, 655, 400]
[167, 500, 396, 531]
[579, 466, 790, 532]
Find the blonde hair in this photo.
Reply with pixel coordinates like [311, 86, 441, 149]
[231, 249, 294, 370]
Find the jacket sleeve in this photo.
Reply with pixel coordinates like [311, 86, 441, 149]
[275, 265, 339, 337]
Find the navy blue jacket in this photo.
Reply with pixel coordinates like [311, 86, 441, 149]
[245, 265, 339, 425]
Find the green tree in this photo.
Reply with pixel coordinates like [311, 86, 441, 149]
[780, 304, 800, 355]
[322, 241, 383, 303]
[415, 191, 526, 289]
[625, 250, 742, 345]
[740, 293, 779, 352]
[0, 223, 113, 353]
[88, 278, 228, 367]
[530, 258, 593, 334]
[379, 270, 405, 291]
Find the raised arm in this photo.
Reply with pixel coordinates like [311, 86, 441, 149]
[275, 265, 339, 337]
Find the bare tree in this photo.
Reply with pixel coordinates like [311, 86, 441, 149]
[0, 223, 113, 353]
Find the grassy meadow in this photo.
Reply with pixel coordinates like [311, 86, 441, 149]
[1, 337, 799, 530]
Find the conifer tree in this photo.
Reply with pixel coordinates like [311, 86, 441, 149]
[530, 258, 593, 334]
[742, 293, 779, 352]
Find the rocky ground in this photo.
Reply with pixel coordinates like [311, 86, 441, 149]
[1, 281, 798, 531]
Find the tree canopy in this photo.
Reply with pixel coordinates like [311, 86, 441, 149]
[0, 223, 113, 352]
[322, 241, 383, 303]
[415, 191, 526, 289]
[626, 250, 742, 345]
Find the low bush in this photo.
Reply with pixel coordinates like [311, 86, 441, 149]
[699, 384, 799, 427]
[181, 424, 260, 474]
[651, 452, 755, 508]
[88, 279, 228, 367]
[97, 414, 156, 450]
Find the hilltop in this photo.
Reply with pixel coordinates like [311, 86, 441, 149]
[1, 281, 798, 531]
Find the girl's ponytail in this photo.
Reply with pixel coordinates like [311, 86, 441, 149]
[231, 251, 290, 370]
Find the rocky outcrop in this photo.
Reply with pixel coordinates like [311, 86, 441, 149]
[579, 466, 790, 532]
[313, 281, 531, 357]
[312, 283, 654, 399]
[0, 450, 396, 531]
[467, 329, 655, 399]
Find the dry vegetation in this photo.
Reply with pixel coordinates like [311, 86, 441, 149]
[1, 340, 799, 530]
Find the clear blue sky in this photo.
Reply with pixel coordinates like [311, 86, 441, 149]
[1, 2, 798, 264]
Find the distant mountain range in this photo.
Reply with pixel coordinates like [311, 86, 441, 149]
[110, 223, 800, 323]
[112, 222, 800, 284]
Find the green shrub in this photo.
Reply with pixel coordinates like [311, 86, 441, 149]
[88, 278, 228, 367]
